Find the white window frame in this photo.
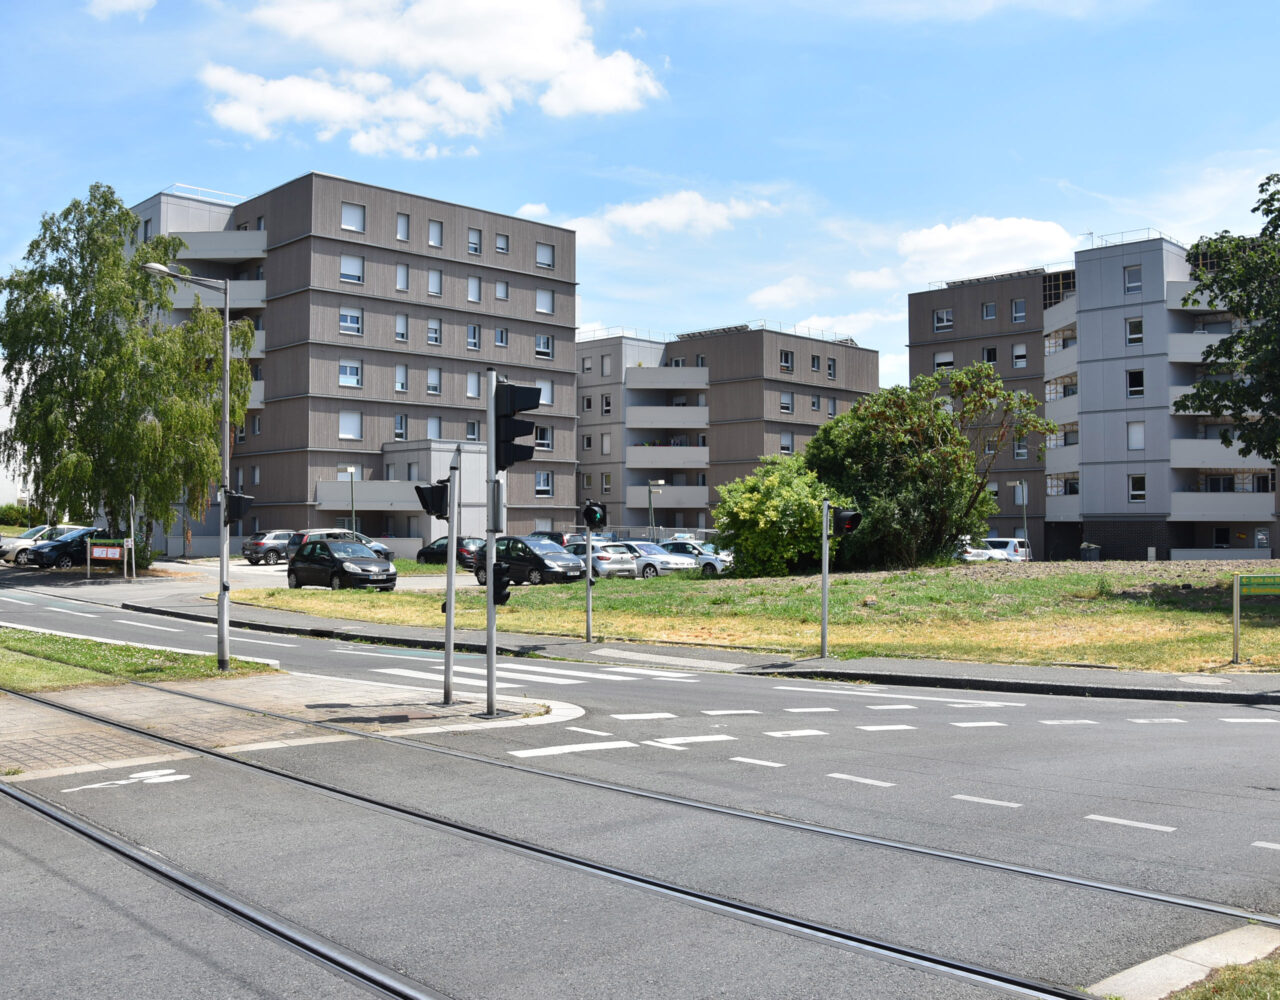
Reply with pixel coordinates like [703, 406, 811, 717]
[535, 471, 553, 497]
[1127, 369, 1145, 398]
[933, 351, 954, 372]
[428, 219, 443, 248]
[779, 350, 794, 372]
[601, 472, 612, 494]
[1128, 474, 1147, 502]
[340, 202, 365, 233]
[1127, 421, 1145, 450]
[467, 228, 481, 254]
[536, 242, 555, 268]
[339, 304, 363, 336]
[394, 413, 407, 441]
[427, 367, 441, 395]
[602, 354, 612, 376]
[395, 363, 408, 393]
[811, 394, 821, 411]
[582, 356, 593, 373]
[536, 288, 554, 314]
[827, 357, 836, 380]
[535, 334, 554, 359]
[982, 301, 996, 321]
[933, 308, 953, 333]
[534, 425, 552, 450]
[467, 275, 481, 302]
[601, 393, 611, 414]
[467, 324, 480, 350]
[495, 327, 508, 348]
[467, 371, 481, 398]
[536, 378, 553, 406]
[1011, 298, 1026, 323]
[396, 212, 410, 241]
[495, 279, 509, 300]
[1124, 264, 1142, 294]
[395, 313, 408, 342]
[581, 434, 592, 450]
[1012, 343, 1027, 369]
[339, 254, 364, 284]
[338, 358, 362, 388]
[338, 410, 362, 440]
[427, 268, 442, 296]
[1126, 318, 1144, 344]
[779, 430, 794, 455]
[427, 416, 441, 440]
[982, 345, 997, 364]
[1014, 437, 1028, 459]
[396, 263, 409, 292]
[466, 420, 480, 441]
[780, 391, 794, 414]
[427, 318, 442, 345]
[601, 432, 611, 456]
[581, 395, 592, 412]
[496, 233, 510, 254]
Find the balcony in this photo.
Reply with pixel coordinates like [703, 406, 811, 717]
[1169, 439, 1274, 470]
[232, 328, 266, 360]
[1044, 392, 1078, 425]
[1044, 342, 1077, 382]
[1043, 294, 1077, 336]
[1168, 332, 1224, 364]
[169, 279, 266, 311]
[625, 406, 710, 430]
[1045, 494, 1080, 521]
[625, 366, 709, 391]
[1166, 280, 1222, 314]
[316, 480, 423, 512]
[625, 485, 709, 510]
[1169, 491, 1276, 521]
[248, 380, 265, 410]
[625, 445, 709, 470]
[174, 229, 267, 262]
[1045, 443, 1078, 476]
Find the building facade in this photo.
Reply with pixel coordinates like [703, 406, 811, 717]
[132, 174, 577, 545]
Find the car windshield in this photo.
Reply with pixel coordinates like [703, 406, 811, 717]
[603, 545, 629, 555]
[633, 542, 665, 555]
[524, 537, 564, 553]
[247, 533, 267, 542]
[62, 528, 93, 540]
[330, 542, 377, 559]
[17, 525, 49, 539]
[701, 542, 722, 554]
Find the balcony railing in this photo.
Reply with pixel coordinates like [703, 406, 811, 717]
[625, 445, 709, 470]
[625, 406, 710, 430]
[624, 485, 709, 509]
[1168, 439, 1274, 470]
[1168, 491, 1276, 521]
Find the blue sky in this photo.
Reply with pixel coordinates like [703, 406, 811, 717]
[2, 0, 1277, 393]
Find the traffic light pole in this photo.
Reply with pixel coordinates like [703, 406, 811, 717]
[821, 500, 830, 659]
[584, 525, 593, 642]
[484, 368, 498, 718]
[443, 446, 461, 705]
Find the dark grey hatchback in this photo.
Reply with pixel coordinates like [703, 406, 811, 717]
[287, 540, 397, 591]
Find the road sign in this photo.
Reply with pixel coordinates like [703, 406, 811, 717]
[1239, 574, 1280, 596]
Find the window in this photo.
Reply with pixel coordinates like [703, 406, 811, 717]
[780, 350, 794, 372]
[251, 415, 261, 435]
[1013, 437, 1027, 459]
[1128, 474, 1146, 502]
[395, 363, 408, 392]
[235, 425, 246, 443]
[1127, 369, 1145, 398]
[338, 410, 362, 440]
[987, 482, 999, 500]
[536, 378, 553, 405]
[428, 219, 443, 247]
[427, 416, 441, 440]
[535, 471, 553, 497]
[396, 212, 410, 241]
[496, 280, 509, 300]
[536, 242, 555, 268]
[1013, 482, 1027, 506]
[602, 354, 612, 376]
[1065, 477, 1080, 495]
[534, 426, 551, 450]
[581, 434, 592, 450]
[780, 431, 794, 455]
[1256, 472, 1275, 494]
[1063, 427, 1079, 446]
[670, 357, 685, 367]
[601, 393, 611, 414]
[933, 308, 953, 332]
[536, 288, 554, 314]
[535, 334, 554, 359]
[496, 233, 509, 254]
[427, 318, 442, 345]
[1011, 298, 1026, 323]
[581, 356, 593, 373]
[1012, 343, 1027, 368]
[386, 464, 395, 481]
[780, 391, 794, 414]
[256, 216, 264, 231]
[1124, 264, 1142, 293]
[339, 304, 363, 336]
[982, 301, 996, 321]
[933, 351, 954, 372]
[582, 473, 592, 489]
[811, 354, 820, 372]
[1127, 421, 1145, 450]
[466, 420, 479, 441]
[467, 276, 481, 302]
[581, 395, 592, 412]
[982, 346, 997, 364]
[1206, 475, 1234, 493]
[495, 327, 508, 347]
[601, 472, 612, 494]
[396, 263, 409, 291]
[467, 371, 481, 398]
[1126, 318, 1144, 344]
[142, 218, 152, 241]
[340, 254, 364, 283]
[340, 202, 365, 232]
[338, 358, 362, 387]
[828, 397, 836, 417]
[427, 268, 441, 296]
[696, 354, 705, 367]
[1214, 525, 1230, 547]
[827, 357, 836, 380]
[1063, 381, 1078, 397]
[601, 432, 611, 455]
[407, 461, 419, 480]
[811, 394, 821, 411]
[427, 367, 441, 394]
[467, 228, 481, 254]
[395, 314, 408, 342]
[251, 465, 260, 486]
[394, 413, 407, 441]
[467, 324, 480, 350]
[984, 437, 997, 455]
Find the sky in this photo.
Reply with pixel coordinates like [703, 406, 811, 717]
[1, 0, 1277, 405]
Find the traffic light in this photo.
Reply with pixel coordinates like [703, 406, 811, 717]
[582, 500, 607, 530]
[414, 481, 449, 519]
[223, 490, 254, 527]
[494, 381, 543, 471]
[492, 561, 512, 605]
[833, 508, 863, 535]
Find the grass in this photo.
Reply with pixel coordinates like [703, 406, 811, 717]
[393, 557, 447, 576]
[0, 629, 276, 692]
[228, 560, 1280, 672]
[1165, 950, 1280, 999]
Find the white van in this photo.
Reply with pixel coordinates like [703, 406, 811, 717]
[986, 537, 1031, 562]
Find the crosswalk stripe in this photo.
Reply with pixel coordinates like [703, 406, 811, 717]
[650, 734, 736, 746]
[510, 741, 636, 758]
[593, 649, 742, 669]
[1129, 718, 1186, 724]
[702, 710, 760, 716]
[829, 773, 895, 788]
[950, 721, 1006, 728]
[1039, 720, 1098, 725]
[611, 712, 676, 720]
[117, 620, 183, 632]
[372, 667, 520, 690]
[497, 662, 633, 681]
[765, 729, 827, 738]
[858, 725, 915, 731]
[46, 606, 97, 618]
[785, 707, 836, 714]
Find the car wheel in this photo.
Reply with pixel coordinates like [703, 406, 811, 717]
[330, 574, 344, 590]
[379, 585, 395, 592]
[701, 562, 717, 577]
[56, 555, 74, 570]
[641, 564, 658, 579]
[475, 566, 487, 585]
[287, 571, 300, 589]
[264, 551, 279, 565]
[247, 557, 260, 565]
[416, 555, 427, 564]
[528, 568, 544, 586]
[14, 549, 29, 566]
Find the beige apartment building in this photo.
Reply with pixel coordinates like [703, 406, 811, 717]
[132, 174, 577, 550]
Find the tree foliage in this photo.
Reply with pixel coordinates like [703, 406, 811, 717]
[712, 455, 846, 577]
[1173, 173, 1280, 460]
[0, 183, 255, 549]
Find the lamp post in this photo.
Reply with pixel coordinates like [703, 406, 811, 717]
[1006, 478, 1029, 556]
[143, 262, 232, 670]
[346, 465, 358, 531]
[647, 480, 664, 542]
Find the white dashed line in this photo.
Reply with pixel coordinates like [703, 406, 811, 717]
[953, 795, 1021, 808]
[1038, 720, 1098, 726]
[1129, 718, 1186, 724]
[1253, 842, 1280, 851]
[0, 596, 33, 605]
[950, 721, 1006, 728]
[764, 730, 827, 738]
[210, 635, 298, 647]
[371, 666, 520, 690]
[784, 707, 836, 714]
[116, 620, 183, 632]
[594, 649, 742, 669]
[733, 757, 785, 767]
[857, 725, 916, 732]
[650, 735, 737, 746]
[46, 607, 97, 618]
[1086, 814, 1176, 832]
[774, 686, 1023, 708]
[509, 741, 636, 758]
[867, 704, 916, 710]
[1220, 718, 1279, 724]
[702, 710, 761, 716]
[641, 740, 686, 750]
[565, 727, 613, 736]
[611, 713, 677, 720]
[829, 773, 895, 788]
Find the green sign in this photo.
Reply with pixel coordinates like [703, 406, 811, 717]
[1239, 574, 1280, 596]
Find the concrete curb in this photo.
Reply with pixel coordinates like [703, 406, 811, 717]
[1089, 925, 1280, 999]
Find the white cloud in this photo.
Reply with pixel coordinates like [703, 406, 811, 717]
[602, 190, 776, 237]
[563, 215, 614, 248]
[748, 275, 826, 310]
[201, 0, 664, 157]
[795, 308, 907, 342]
[834, 0, 1146, 20]
[85, 0, 155, 18]
[845, 267, 898, 291]
[896, 216, 1080, 284]
[516, 203, 551, 220]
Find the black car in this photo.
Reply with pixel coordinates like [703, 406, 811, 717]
[527, 530, 586, 548]
[473, 536, 585, 586]
[416, 535, 485, 568]
[287, 540, 397, 591]
[26, 527, 100, 569]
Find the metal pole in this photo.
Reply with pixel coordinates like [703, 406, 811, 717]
[129, 494, 136, 582]
[443, 446, 461, 705]
[349, 469, 356, 531]
[821, 500, 829, 659]
[217, 277, 231, 671]
[484, 368, 498, 718]
[1233, 573, 1241, 665]
[1022, 479, 1029, 559]
[585, 524, 593, 642]
[648, 486, 655, 542]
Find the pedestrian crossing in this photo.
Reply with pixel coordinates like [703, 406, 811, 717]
[337, 651, 702, 690]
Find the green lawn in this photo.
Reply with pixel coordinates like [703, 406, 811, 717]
[1164, 951, 1280, 999]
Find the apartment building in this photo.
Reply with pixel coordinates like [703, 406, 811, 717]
[908, 269, 1071, 558]
[131, 174, 577, 547]
[576, 324, 879, 534]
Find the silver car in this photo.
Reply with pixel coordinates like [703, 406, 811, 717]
[565, 541, 638, 579]
[617, 540, 698, 578]
[0, 524, 86, 565]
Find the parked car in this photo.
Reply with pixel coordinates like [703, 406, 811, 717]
[25, 527, 100, 569]
[286, 528, 392, 562]
[0, 524, 85, 565]
[616, 540, 698, 578]
[416, 535, 485, 568]
[986, 537, 1032, 562]
[564, 541, 638, 579]
[954, 536, 1008, 562]
[241, 529, 295, 565]
[527, 530, 586, 548]
[473, 536, 585, 586]
[660, 539, 733, 576]
[287, 539, 397, 591]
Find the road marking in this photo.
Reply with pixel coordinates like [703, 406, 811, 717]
[829, 773, 895, 787]
[45, 606, 97, 618]
[207, 634, 298, 647]
[117, 620, 183, 632]
[372, 667, 520, 690]
[1253, 842, 1280, 851]
[857, 724, 915, 731]
[565, 727, 613, 736]
[784, 707, 836, 713]
[1129, 718, 1186, 724]
[641, 740, 686, 750]
[497, 662, 633, 681]
[365, 657, 579, 686]
[593, 649, 742, 670]
[1180, 676, 1232, 685]
[650, 735, 737, 746]
[64, 768, 191, 792]
[765, 729, 827, 738]
[702, 710, 761, 716]
[0, 621, 278, 666]
[867, 704, 916, 710]
[0, 596, 33, 605]
[733, 757, 785, 767]
[1220, 718, 1279, 724]
[950, 721, 1006, 728]
[611, 712, 677, 720]
[1087, 814, 1176, 832]
[953, 794, 1021, 808]
[509, 741, 636, 758]
[1038, 720, 1098, 725]
[773, 685, 1023, 707]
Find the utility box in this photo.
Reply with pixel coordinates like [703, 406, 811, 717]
[1080, 542, 1101, 562]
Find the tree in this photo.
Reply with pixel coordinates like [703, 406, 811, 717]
[803, 363, 1054, 568]
[0, 183, 255, 554]
[1173, 173, 1280, 459]
[712, 455, 846, 577]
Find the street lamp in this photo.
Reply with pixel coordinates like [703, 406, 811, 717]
[346, 465, 357, 531]
[648, 480, 664, 542]
[1006, 478, 1029, 554]
[143, 262, 232, 671]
